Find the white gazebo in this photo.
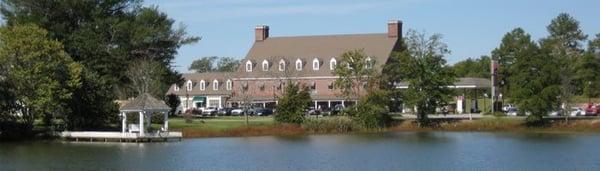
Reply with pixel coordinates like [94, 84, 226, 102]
[119, 93, 171, 136]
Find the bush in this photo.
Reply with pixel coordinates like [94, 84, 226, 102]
[345, 90, 392, 129]
[302, 117, 359, 133]
[0, 115, 34, 140]
[274, 82, 311, 124]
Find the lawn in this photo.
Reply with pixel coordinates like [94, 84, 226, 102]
[164, 116, 274, 131]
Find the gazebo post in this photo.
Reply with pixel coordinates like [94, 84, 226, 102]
[139, 111, 144, 136]
[121, 112, 127, 133]
[163, 111, 169, 131]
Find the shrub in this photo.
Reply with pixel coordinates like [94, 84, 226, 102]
[346, 90, 392, 129]
[274, 82, 311, 124]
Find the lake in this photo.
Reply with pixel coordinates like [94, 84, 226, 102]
[1, 132, 600, 171]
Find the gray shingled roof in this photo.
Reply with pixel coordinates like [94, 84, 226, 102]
[237, 33, 401, 78]
[120, 93, 170, 111]
[166, 72, 235, 96]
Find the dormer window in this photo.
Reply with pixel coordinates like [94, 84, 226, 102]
[226, 79, 232, 90]
[329, 58, 337, 70]
[312, 58, 320, 70]
[199, 80, 206, 90]
[186, 80, 193, 91]
[262, 60, 269, 71]
[295, 59, 302, 71]
[278, 59, 285, 71]
[245, 60, 253, 72]
[366, 57, 373, 69]
[213, 80, 219, 90]
[174, 84, 180, 91]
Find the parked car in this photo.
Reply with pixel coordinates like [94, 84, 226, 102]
[584, 103, 599, 116]
[255, 108, 273, 116]
[245, 108, 256, 115]
[184, 108, 202, 116]
[218, 108, 233, 116]
[306, 107, 320, 115]
[502, 104, 516, 112]
[202, 107, 218, 116]
[506, 107, 518, 116]
[570, 107, 584, 116]
[330, 104, 344, 115]
[231, 108, 244, 116]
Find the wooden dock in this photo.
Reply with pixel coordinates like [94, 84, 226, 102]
[60, 131, 183, 142]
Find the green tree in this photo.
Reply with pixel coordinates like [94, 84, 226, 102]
[0, 24, 82, 128]
[452, 56, 491, 78]
[1, 1, 198, 130]
[492, 28, 534, 97]
[216, 57, 240, 72]
[333, 49, 378, 100]
[189, 56, 218, 73]
[165, 93, 181, 116]
[345, 90, 391, 129]
[274, 81, 311, 124]
[391, 30, 456, 126]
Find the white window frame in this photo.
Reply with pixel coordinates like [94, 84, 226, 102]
[295, 59, 302, 71]
[245, 60, 253, 72]
[226, 79, 232, 90]
[262, 60, 269, 71]
[186, 80, 193, 91]
[200, 80, 206, 91]
[330, 58, 337, 70]
[312, 58, 320, 70]
[278, 59, 285, 71]
[213, 80, 219, 90]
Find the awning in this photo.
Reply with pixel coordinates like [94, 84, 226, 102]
[193, 96, 206, 102]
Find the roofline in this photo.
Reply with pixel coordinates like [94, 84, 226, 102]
[263, 33, 392, 39]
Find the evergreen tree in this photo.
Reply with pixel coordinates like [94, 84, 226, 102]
[274, 82, 311, 124]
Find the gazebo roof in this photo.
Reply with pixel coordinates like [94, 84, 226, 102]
[120, 93, 170, 112]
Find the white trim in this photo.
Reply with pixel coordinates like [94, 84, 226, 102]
[186, 80, 193, 91]
[295, 59, 302, 71]
[396, 85, 478, 89]
[262, 60, 269, 71]
[245, 60, 253, 72]
[213, 80, 219, 90]
[226, 79, 232, 90]
[312, 58, 320, 70]
[329, 58, 337, 70]
[200, 80, 206, 91]
[278, 59, 285, 71]
[234, 76, 340, 81]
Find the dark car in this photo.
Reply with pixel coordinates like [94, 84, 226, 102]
[330, 104, 344, 115]
[255, 108, 273, 116]
[218, 108, 233, 116]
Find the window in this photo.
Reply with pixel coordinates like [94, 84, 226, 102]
[262, 60, 269, 71]
[295, 59, 302, 71]
[200, 80, 206, 90]
[186, 80, 193, 91]
[213, 80, 219, 90]
[329, 58, 337, 70]
[278, 59, 285, 71]
[245, 60, 253, 72]
[174, 84, 180, 91]
[312, 58, 320, 70]
[366, 57, 373, 69]
[226, 79, 232, 91]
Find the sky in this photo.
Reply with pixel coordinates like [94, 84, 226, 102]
[143, 0, 600, 73]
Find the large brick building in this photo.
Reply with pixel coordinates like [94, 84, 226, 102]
[167, 20, 403, 111]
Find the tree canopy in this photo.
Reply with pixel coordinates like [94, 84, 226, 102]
[189, 56, 240, 73]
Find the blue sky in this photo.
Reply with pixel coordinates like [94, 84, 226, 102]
[144, 0, 600, 73]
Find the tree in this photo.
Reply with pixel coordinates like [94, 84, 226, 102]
[452, 56, 491, 78]
[125, 59, 167, 97]
[391, 30, 456, 126]
[1, 1, 199, 130]
[492, 28, 535, 97]
[274, 81, 311, 124]
[189, 56, 218, 73]
[189, 56, 239, 73]
[165, 93, 181, 116]
[333, 49, 378, 101]
[0, 24, 82, 129]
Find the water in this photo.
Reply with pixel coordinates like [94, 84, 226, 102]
[1, 132, 600, 171]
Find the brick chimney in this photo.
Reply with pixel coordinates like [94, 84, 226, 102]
[255, 25, 269, 42]
[387, 20, 402, 38]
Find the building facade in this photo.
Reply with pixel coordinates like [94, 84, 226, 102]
[167, 20, 403, 111]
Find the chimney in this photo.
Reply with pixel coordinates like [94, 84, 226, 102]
[387, 20, 402, 38]
[255, 25, 269, 42]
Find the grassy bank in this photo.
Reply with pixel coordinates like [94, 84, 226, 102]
[164, 116, 600, 138]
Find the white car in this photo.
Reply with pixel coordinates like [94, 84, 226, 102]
[506, 107, 518, 116]
[202, 107, 218, 116]
[570, 107, 584, 116]
[231, 108, 244, 116]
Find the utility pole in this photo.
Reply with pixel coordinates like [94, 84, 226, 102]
[491, 59, 498, 114]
